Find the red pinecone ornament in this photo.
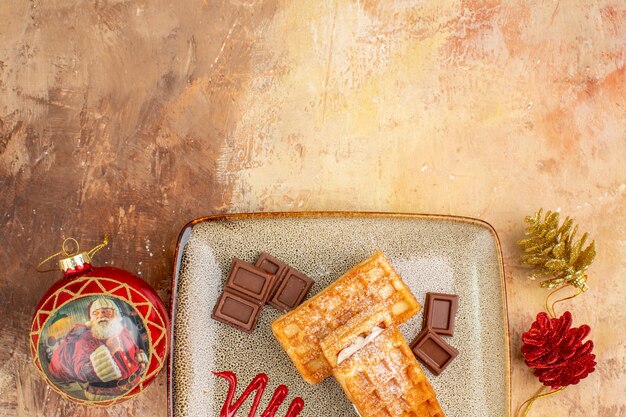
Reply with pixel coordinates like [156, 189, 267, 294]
[521, 311, 596, 389]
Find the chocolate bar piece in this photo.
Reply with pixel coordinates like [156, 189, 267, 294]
[226, 258, 276, 303]
[410, 328, 459, 375]
[211, 289, 262, 333]
[255, 252, 289, 277]
[423, 292, 459, 336]
[255, 252, 289, 300]
[268, 267, 314, 312]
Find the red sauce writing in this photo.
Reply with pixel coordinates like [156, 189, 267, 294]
[214, 371, 304, 417]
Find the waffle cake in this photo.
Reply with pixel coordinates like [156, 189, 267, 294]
[271, 251, 420, 384]
[331, 326, 444, 417]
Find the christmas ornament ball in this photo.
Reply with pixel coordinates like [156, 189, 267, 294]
[30, 240, 169, 406]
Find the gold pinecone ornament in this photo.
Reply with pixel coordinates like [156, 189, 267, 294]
[517, 209, 596, 290]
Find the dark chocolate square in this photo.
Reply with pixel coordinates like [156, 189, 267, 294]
[268, 267, 314, 312]
[423, 292, 459, 336]
[211, 289, 262, 333]
[410, 328, 459, 375]
[225, 258, 275, 303]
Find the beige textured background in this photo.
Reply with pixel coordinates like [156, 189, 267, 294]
[0, 0, 624, 416]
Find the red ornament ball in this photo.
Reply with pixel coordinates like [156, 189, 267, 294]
[521, 311, 596, 390]
[30, 251, 169, 406]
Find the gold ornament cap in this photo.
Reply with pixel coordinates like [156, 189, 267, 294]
[58, 252, 91, 273]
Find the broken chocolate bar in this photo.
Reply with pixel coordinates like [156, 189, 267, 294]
[410, 328, 459, 375]
[423, 292, 459, 336]
[212, 253, 314, 332]
[212, 258, 274, 333]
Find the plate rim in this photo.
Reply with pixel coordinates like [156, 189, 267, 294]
[167, 211, 511, 417]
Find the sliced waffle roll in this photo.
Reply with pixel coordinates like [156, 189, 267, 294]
[332, 326, 445, 417]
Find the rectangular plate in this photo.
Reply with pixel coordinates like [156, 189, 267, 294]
[168, 212, 510, 417]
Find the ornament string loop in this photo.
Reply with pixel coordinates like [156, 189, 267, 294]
[545, 284, 585, 318]
[87, 235, 109, 259]
[61, 237, 80, 257]
[36, 235, 109, 272]
[37, 237, 80, 272]
[36, 249, 66, 272]
[515, 386, 566, 417]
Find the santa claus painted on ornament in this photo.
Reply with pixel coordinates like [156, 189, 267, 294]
[47, 297, 148, 400]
